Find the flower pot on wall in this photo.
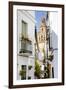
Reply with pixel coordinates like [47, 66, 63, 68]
[28, 65, 32, 70]
[48, 54, 54, 61]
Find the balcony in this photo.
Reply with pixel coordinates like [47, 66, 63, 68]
[21, 36, 32, 44]
[19, 36, 32, 54]
[19, 49, 32, 54]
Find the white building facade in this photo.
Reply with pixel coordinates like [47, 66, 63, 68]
[47, 12, 58, 78]
[17, 10, 35, 80]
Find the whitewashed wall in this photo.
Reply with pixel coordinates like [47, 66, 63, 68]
[17, 10, 35, 80]
[49, 12, 58, 78]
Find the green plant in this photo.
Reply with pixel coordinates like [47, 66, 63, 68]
[28, 65, 32, 70]
[19, 70, 26, 76]
[35, 60, 41, 79]
[42, 48, 46, 64]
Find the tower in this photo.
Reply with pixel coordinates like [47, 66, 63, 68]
[37, 17, 47, 62]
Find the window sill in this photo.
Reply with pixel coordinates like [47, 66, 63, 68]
[17, 53, 34, 59]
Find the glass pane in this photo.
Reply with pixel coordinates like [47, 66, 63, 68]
[22, 21, 27, 37]
[21, 65, 26, 80]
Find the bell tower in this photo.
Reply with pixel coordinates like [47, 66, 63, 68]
[37, 17, 47, 43]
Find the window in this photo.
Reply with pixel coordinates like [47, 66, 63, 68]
[21, 65, 26, 80]
[19, 20, 32, 54]
[42, 28, 43, 32]
[20, 40, 32, 54]
[21, 39, 26, 52]
[21, 65, 26, 70]
[22, 20, 27, 38]
[21, 21, 27, 51]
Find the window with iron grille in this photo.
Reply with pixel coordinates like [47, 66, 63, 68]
[19, 20, 32, 54]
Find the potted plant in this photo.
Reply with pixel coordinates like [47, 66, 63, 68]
[48, 54, 54, 61]
[28, 65, 32, 70]
[19, 70, 26, 79]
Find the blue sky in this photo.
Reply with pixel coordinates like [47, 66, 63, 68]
[35, 11, 47, 31]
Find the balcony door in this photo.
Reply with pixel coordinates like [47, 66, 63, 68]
[21, 21, 27, 51]
[22, 20, 27, 38]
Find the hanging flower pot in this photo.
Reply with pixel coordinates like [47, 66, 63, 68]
[28, 65, 32, 70]
[48, 54, 54, 61]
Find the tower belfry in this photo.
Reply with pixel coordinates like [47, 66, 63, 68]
[37, 17, 47, 43]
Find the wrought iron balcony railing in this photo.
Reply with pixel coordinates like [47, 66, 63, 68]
[21, 36, 32, 44]
[19, 36, 32, 54]
[19, 49, 32, 54]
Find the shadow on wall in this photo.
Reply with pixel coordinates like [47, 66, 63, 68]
[52, 30, 58, 78]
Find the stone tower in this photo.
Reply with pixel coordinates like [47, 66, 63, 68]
[37, 17, 47, 62]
